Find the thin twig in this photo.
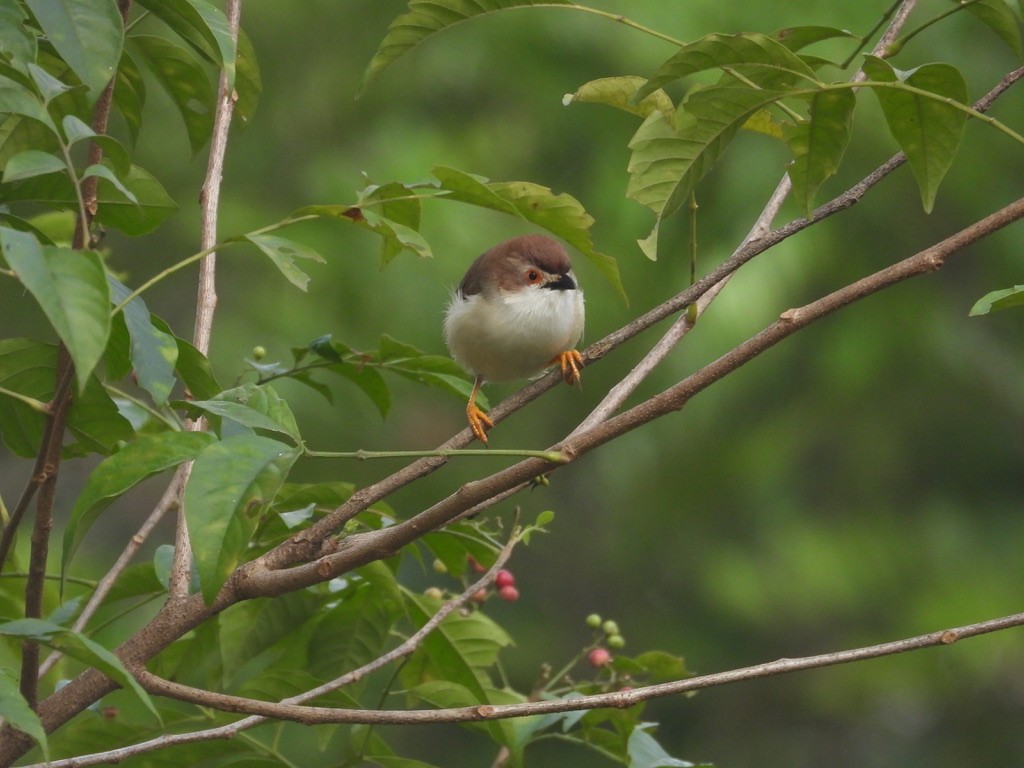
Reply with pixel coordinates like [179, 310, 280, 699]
[20, 347, 75, 708]
[571, 175, 792, 436]
[169, 0, 242, 600]
[20, 607, 1022, 768]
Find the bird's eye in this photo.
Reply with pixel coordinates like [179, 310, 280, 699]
[525, 269, 542, 284]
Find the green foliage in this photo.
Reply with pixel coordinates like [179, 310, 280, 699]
[970, 284, 1024, 315]
[0, 1, 1020, 766]
[0, 618, 158, 720]
[861, 56, 968, 212]
[358, 0, 573, 96]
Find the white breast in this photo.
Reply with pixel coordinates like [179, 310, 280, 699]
[445, 284, 585, 382]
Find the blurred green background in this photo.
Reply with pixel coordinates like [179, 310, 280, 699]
[4, 0, 1024, 765]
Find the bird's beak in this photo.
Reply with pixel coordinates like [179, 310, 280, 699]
[544, 272, 577, 291]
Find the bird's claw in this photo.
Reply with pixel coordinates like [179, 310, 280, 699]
[467, 403, 494, 444]
[554, 349, 584, 386]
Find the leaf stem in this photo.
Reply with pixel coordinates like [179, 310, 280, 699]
[564, 5, 685, 47]
[0, 386, 50, 413]
[887, 0, 984, 55]
[814, 80, 1024, 145]
[109, 214, 320, 317]
[721, 66, 805, 122]
[841, 0, 903, 68]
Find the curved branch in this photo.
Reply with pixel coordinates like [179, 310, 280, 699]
[258, 62, 1023, 573]
[22, 609, 1023, 768]
[242, 195, 1024, 598]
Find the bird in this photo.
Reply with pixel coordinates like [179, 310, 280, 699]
[444, 234, 585, 443]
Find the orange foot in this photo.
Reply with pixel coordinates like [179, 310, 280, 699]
[553, 349, 584, 386]
[467, 402, 494, 444]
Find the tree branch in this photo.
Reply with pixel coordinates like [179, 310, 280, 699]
[21, 608, 1023, 768]
[257, 60, 1022, 574]
[19, 345, 75, 708]
[13, 0, 133, 704]
[241, 195, 1024, 600]
[170, 0, 243, 600]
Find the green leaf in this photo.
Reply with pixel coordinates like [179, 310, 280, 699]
[24, 0, 124, 102]
[742, 108, 787, 139]
[132, 34, 215, 154]
[0, 73, 54, 129]
[235, 28, 261, 125]
[0, 338, 131, 458]
[627, 724, 694, 768]
[107, 275, 178, 405]
[862, 57, 968, 212]
[634, 32, 817, 103]
[378, 334, 479, 402]
[367, 757, 445, 768]
[422, 521, 500, 577]
[82, 163, 137, 203]
[0, 670, 47, 757]
[563, 76, 675, 124]
[970, 285, 1024, 316]
[291, 203, 434, 263]
[218, 589, 325, 685]
[151, 316, 221, 399]
[3, 149, 65, 182]
[189, 383, 300, 440]
[308, 563, 404, 680]
[62, 114, 132, 176]
[403, 590, 512, 690]
[960, 0, 1023, 58]
[134, 0, 236, 90]
[62, 431, 216, 578]
[2, 162, 178, 235]
[786, 88, 856, 214]
[432, 166, 625, 302]
[629, 650, 689, 683]
[359, 181, 424, 265]
[0, 618, 158, 721]
[27, 62, 73, 104]
[0, 2, 38, 75]
[113, 50, 145, 145]
[358, 0, 571, 96]
[242, 231, 325, 291]
[0, 229, 110, 390]
[627, 87, 782, 254]
[402, 590, 512, 744]
[67, 374, 134, 455]
[407, 679, 479, 709]
[773, 25, 858, 52]
[185, 434, 299, 604]
[299, 334, 392, 417]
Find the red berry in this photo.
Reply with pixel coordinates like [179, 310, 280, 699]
[471, 588, 488, 603]
[498, 585, 519, 602]
[588, 648, 612, 668]
[495, 569, 515, 588]
[467, 556, 487, 574]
